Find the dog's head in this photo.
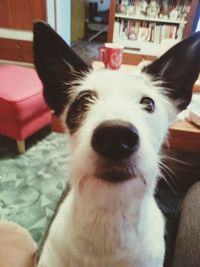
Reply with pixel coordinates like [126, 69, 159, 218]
[33, 22, 200, 201]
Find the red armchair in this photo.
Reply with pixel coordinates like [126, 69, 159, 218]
[0, 64, 51, 153]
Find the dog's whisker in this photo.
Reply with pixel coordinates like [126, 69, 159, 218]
[161, 154, 190, 167]
[158, 160, 178, 193]
[158, 160, 176, 180]
[158, 170, 177, 194]
[159, 174, 177, 194]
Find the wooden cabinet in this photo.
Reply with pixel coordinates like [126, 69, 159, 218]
[0, 38, 33, 63]
[0, 0, 46, 30]
[108, 0, 199, 64]
[0, 0, 46, 63]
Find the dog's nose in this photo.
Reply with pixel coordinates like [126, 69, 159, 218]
[91, 120, 139, 159]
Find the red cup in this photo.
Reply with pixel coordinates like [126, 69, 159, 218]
[98, 43, 124, 70]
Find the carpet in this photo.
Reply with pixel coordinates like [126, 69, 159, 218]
[0, 128, 69, 246]
[72, 40, 102, 65]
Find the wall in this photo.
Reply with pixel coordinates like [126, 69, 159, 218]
[46, 0, 71, 44]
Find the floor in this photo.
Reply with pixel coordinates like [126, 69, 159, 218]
[72, 40, 101, 65]
[0, 128, 69, 246]
[71, 31, 107, 65]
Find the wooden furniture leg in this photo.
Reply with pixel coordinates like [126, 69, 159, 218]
[16, 140, 25, 154]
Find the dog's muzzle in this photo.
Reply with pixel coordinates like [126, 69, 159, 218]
[91, 120, 139, 160]
[91, 120, 140, 183]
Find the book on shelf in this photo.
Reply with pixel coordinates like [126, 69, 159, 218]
[137, 26, 151, 41]
[116, 0, 191, 22]
[113, 19, 182, 44]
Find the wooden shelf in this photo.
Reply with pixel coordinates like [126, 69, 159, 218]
[112, 39, 160, 56]
[115, 13, 187, 24]
[123, 48, 157, 56]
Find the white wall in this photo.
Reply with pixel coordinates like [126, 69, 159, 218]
[46, 0, 71, 44]
[46, 0, 56, 29]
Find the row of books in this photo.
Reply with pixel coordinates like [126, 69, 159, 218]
[116, 0, 191, 21]
[113, 19, 184, 43]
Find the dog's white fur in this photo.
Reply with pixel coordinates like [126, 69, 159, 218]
[38, 69, 178, 267]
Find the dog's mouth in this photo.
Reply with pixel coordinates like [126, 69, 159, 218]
[95, 159, 138, 183]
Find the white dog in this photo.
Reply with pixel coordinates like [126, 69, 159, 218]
[33, 22, 200, 267]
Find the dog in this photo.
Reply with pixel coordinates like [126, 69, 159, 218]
[33, 22, 200, 267]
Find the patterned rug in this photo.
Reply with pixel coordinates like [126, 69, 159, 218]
[0, 128, 69, 246]
[72, 40, 102, 65]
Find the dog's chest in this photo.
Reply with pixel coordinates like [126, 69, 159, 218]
[40, 191, 165, 267]
[72, 204, 141, 259]
[50, 192, 156, 267]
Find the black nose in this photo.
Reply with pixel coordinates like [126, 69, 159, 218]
[91, 120, 139, 159]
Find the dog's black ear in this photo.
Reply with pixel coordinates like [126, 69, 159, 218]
[33, 21, 91, 115]
[142, 32, 200, 111]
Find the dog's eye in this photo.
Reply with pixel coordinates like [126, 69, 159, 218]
[66, 90, 98, 134]
[77, 90, 97, 104]
[140, 97, 155, 113]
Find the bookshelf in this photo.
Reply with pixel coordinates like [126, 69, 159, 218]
[108, 0, 199, 64]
